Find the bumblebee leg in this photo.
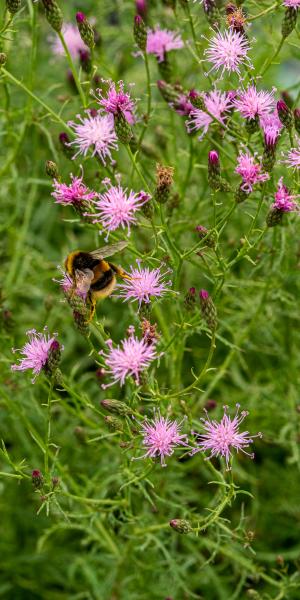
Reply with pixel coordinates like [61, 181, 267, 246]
[109, 263, 132, 280]
[87, 293, 96, 323]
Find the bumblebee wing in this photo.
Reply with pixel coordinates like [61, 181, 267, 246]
[90, 241, 128, 259]
[75, 268, 94, 295]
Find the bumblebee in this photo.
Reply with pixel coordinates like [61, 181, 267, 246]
[64, 241, 130, 320]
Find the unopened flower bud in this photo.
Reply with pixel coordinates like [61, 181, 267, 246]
[282, 7, 297, 39]
[42, 0, 63, 33]
[136, 0, 147, 20]
[134, 14, 147, 52]
[195, 225, 216, 249]
[52, 476, 59, 488]
[203, 0, 220, 28]
[76, 12, 95, 49]
[205, 399, 217, 411]
[101, 399, 131, 416]
[158, 54, 172, 83]
[184, 287, 196, 311]
[155, 164, 174, 204]
[104, 415, 124, 432]
[235, 184, 248, 203]
[266, 208, 283, 228]
[277, 100, 293, 129]
[79, 48, 92, 74]
[44, 339, 62, 376]
[157, 80, 180, 104]
[189, 89, 205, 110]
[170, 519, 192, 534]
[45, 160, 59, 179]
[294, 108, 300, 135]
[32, 469, 43, 488]
[73, 309, 90, 336]
[59, 132, 73, 159]
[208, 151, 231, 192]
[74, 426, 86, 444]
[199, 289, 217, 331]
[281, 90, 293, 109]
[6, 0, 21, 15]
[0, 53, 7, 66]
[115, 112, 133, 144]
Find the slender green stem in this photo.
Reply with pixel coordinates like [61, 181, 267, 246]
[260, 37, 284, 77]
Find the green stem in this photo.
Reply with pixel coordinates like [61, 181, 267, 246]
[260, 37, 284, 77]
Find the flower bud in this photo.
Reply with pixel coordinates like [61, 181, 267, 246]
[294, 108, 300, 135]
[205, 399, 217, 411]
[134, 14, 147, 52]
[235, 184, 248, 203]
[115, 112, 133, 144]
[52, 476, 60, 488]
[79, 48, 92, 74]
[136, 0, 147, 20]
[158, 55, 172, 83]
[199, 289, 217, 331]
[0, 53, 7, 66]
[208, 150, 231, 192]
[74, 426, 86, 444]
[32, 469, 43, 488]
[195, 225, 216, 249]
[104, 415, 124, 432]
[262, 138, 277, 173]
[189, 89, 205, 110]
[155, 164, 174, 204]
[76, 12, 95, 49]
[203, 0, 220, 29]
[266, 208, 283, 228]
[59, 132, 73, 159]
[44, 340, 62, 377]
[184, 287, 196, 311]
[281, 90, 293, 109]
[101, 399, 131, 416]
[282, 7, 297, 39]
[157, 80, 181, 104]
[170, 519, 192, 534]
[42, 0, 63, 33]
[277, 100, 293, 129]
[45, 160, 59, 179]
[6, 0, 21, 15]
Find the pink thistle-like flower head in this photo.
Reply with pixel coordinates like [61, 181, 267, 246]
[96, 80, 136, 125]
[272, 178, 299, 212]
[208, 150, 219, 165]
[146, 27, 184, 62]
[68, 112, 118, 164]
[51, 23, 88, 59]
[117, 260, 172, 306]
[260, 111, 283, 147]
[235, 151, 269, 192]
[192, 404, 262, 470]
[136, 411, 188, 467]
[11, 329, 60, 382]
[284, 141, 300, 169]
[186, 89, 233, 139]
[101, 333, 158, 387]
[233, 85, 275, 119]
[282, 0, 300, 6]
[171, 94, 194, 117]
[51, 171, 98, 206]
[86, 180, 150, 237]
[204, 29, 252, 77]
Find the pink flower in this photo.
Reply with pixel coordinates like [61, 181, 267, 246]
[233, 85, 275, 119]
[96, 80, 136, 125]
[272, 178, 299, 212]
[52, 172, 98, 206]
[51, 23, 88, 59]
[87, 181, 150, 236]
[192, 404, 262, 470]
[68, 112, 118, 164]
[136, 412, 188, 467]
[284, 141, 300, 169]
[187, 89, 233, 139]
[172, 94, 194, 117]
[11, 329, 60, 382]
[146, 27, 184, 62]
[235, 151, 269, 192]
[101, 333, 158, 387]
[205, 29, 252, 77]
[282, 0, 300, 6]
[260, 111, 283, 146]
[118, 261, 172, 306]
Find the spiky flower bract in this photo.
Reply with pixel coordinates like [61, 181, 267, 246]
[101, 333, 158, 387]
[87, 181, 150, 236]
[11, 329, 60, 382]
[235, 151, 269, 192]
[204, 29, 252, 77]
[146, 27, 184, 62]
[233, 85, 275, 119]
[96, 80, 136, 124]
[68, 112, 118, 163]
[192, 404, 262, 469]
[118, 261, 172, 306]
[136, 412, 188, 467]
